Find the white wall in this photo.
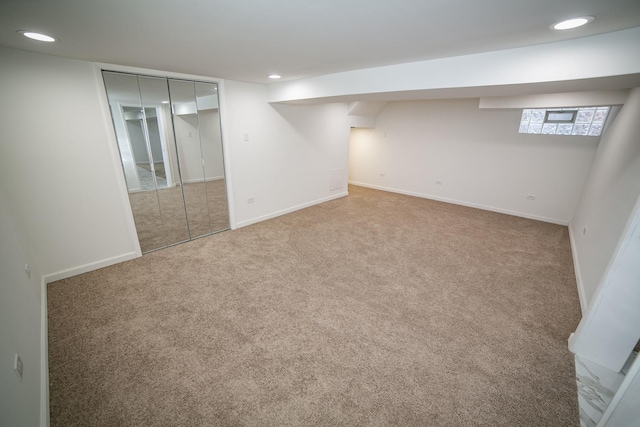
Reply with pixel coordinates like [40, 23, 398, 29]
[0, 46, 140, 425]
[568, 88, 640, 373]
[223, 80, 350, 227]
[0, 47, 139, 277]
[0, 187, 43, 427]
[570, 88, 640, 311]
[570, 193, 640, 371]
[349, 98, 598, 224]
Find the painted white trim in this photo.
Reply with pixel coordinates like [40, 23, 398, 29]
[43, 252, 139, 284]
[567, 332, 576, 350]
[93, 63, 224, 84]
[349, 181, 568, 226]
[568, 222, 588, 315]
[236, 192, 349, 229]
[181, 176, 225, 184]
[40, 276, 49, 427]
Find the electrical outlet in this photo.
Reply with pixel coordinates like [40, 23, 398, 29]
[247, 197, 255, 204]
[526, 194, 536, 200]
[14, 354, 23, 381]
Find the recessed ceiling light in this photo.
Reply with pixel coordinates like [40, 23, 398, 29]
[18, 31, 56, 42]
[161, 101, 169, 104]
[551, 16, 594, 30]
[268, 74, 282, 79]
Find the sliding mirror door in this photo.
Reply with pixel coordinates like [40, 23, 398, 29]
[138, 76, 191, 247]
[168, 79, 211, 239]
[103, 71, 229, 253]
[168, 79, 229, 238]
[195, 82, 230, 233]
[103, 72, 190, 252]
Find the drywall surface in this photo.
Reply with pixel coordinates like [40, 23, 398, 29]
[0, 47, 138, 278]
[570, 194, 640, 371]
[479, 90, 630, 109]
[268, 27, 640, 103]
[0, 188, 42, 427]
[223, 80, 350, 227]
[570, 87, 640, 310]
[349, 98, 597, 224]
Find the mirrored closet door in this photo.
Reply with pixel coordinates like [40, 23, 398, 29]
[102, 71, 229, 253]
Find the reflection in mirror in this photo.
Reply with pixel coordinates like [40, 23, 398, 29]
[103, 71, 230, 253]
[102, 72, 166, 252]
[195, 82, 230, 232]
[138, 76, 190, 246]
[121, 107, 169, 190]
[169, 79, 212, 239]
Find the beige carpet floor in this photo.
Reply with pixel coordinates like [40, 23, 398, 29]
[48, 185, 581, 426]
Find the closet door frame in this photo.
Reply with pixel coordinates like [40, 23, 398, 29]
[94, 62, 236, 257]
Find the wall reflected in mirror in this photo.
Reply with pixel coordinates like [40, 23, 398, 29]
[102, 71, 229, 253]
[122, 107, 170, 191]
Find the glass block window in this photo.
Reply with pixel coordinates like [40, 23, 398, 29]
[519, 106, 610, 136]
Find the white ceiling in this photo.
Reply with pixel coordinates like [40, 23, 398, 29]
[1, 0, 640, 85]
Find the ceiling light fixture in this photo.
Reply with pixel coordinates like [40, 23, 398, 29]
[18, 31, 56, 42]
[268, 74, 282, 79]
[551, 16, 594, 30]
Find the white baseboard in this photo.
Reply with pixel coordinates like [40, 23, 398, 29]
[568, 332, 576, 351]
[236, 192, 349, 229]
[42, 252, 139, 284]
[348, 181, 569, 226]
[182, 176, 224, 184]
[40, 276, 49, 427]
[568, 222, 588, 315]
